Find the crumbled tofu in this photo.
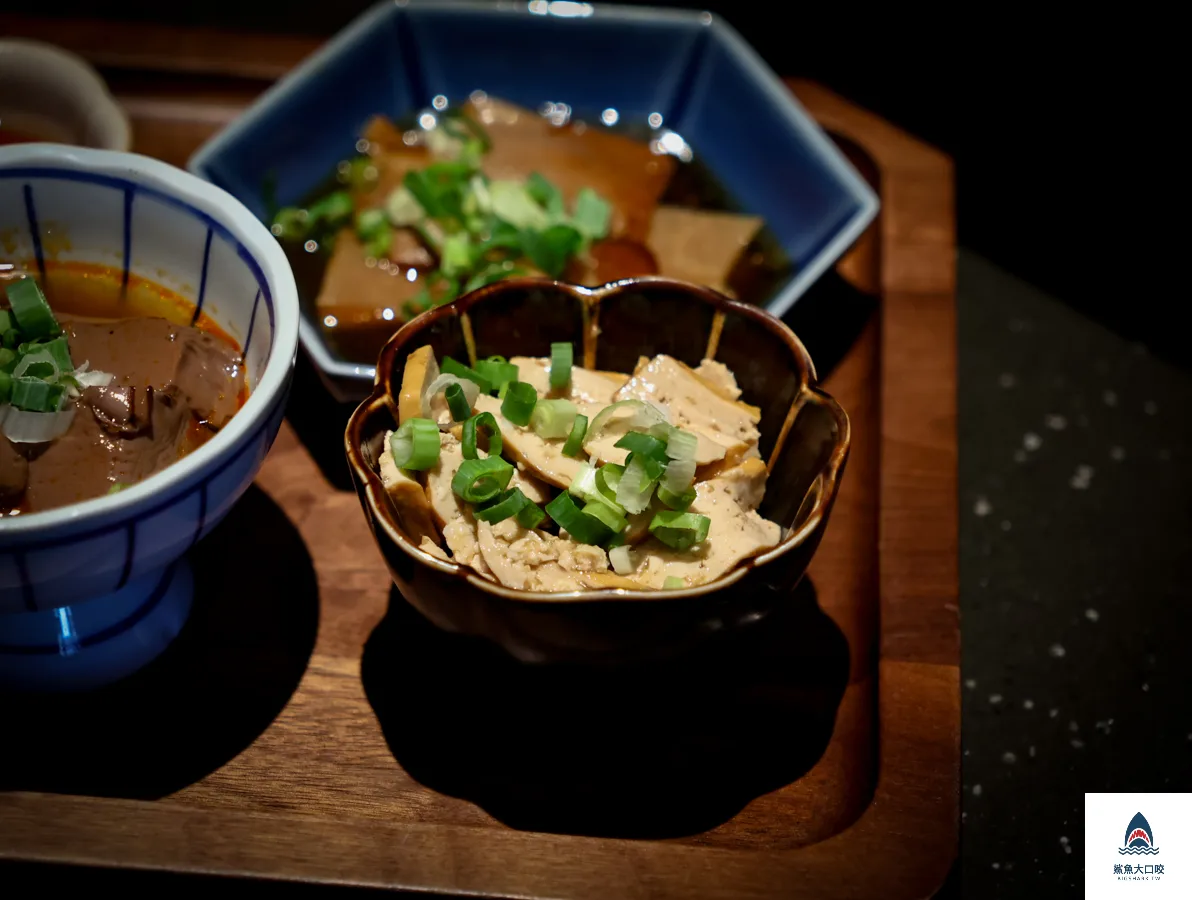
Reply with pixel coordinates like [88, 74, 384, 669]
[476, 518, 611, 592]
[509, 356, 625, 418]
[424, 432, 491, 576]
[378, 432, 440, 545]
[419, 536, 451, 561]
[693, 358, 743, 401]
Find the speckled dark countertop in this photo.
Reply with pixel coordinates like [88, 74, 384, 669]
[959, 251, 1192, 897]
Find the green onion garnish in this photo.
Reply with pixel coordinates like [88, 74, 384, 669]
[474, 487, 531, 524]
[549, 341, 573, 390]
[0, 370, 12, 404]
[648, 510, 711, 551]
[355, 208, 388, 241]
[581, 499, 627, 535]
[663, 576, 686, 590]
[444, 382, 472, 422]
[616, 453, 660, 515]
[440, 231, 475, 278]
[0, 309, 13, 339]
[462, 411, 502, 460]
[544, 491, 612, 546]
[452, 456, 515, 503]
[572, 187, 612, 240]
[389, 417, 441, 470]
[270, 207, 309, 240]
[6, 278, 59, 341]
[661, 429, 698, 495]
[10, 376, 65, 412]
[516, 499, 547, 530]
[530, 398, 577, 439]
[0, 348, 15, 373]
[613, 431, 670, 464]
[656, 483, 697, 512]
[441, 356, 492, 394]
[307, 190, 354, 228]
[107, 483, 129, 495]
[526, 171, 564, 216]
[562, 413, 587, 457]
[595, 463, 624, 503]
[500, 381, 537, 426]
[474, 357, 519, 395]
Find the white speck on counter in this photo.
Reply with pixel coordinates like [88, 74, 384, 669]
[1070, 465, 1094, 490]
[1013, 449, 1028, 463]
[974, 496, 992, 517]
[990, 693, 1003, 705]
[1071, 739, 1085, 750]
[1070, 721, 1080, 732]
[1050, 708, 1059, 718]
[1086, 608, 1100, 622]
[973, 784, 983, 796]
[1064, 843, 1073, 854]
[1109, 446, 1126, 461]
[1029, 745, 1036, 757]
[992, 862, 1001, 870]
[1143, 683, 1150, 692]
[1000, 519, 1012, 531]
[1044, 414, 1067, 431]
[1060, 836, 1069, 845]
[965, 678, 977, 689]
[1002, 751, 1017, 764]
[999, 372, 1017, 388]
[1023, 432, 1043, 451]
[1050, 643, 1067, 658]
[1103, 389, 1118, 407]
[1144, 400, 1158, 415]
[1023, 699, 1035, 710]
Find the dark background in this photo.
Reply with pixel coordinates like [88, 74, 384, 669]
[4, 1, 1176, 368]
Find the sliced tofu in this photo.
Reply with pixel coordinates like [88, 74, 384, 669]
[611, 355, 760, 463]
[647, 207, 762, 296]
[378, 433, 440, 546]
[398, 345, 439, 424]
[713, 457, 768, 512]
[508, 356, 626, 418]
[423, 432, 491, 576]
[693, 358, 744, 401]
[473, 394, 585, 489]
[419, 536, 451, 562]
[476, 518, 611, 592]
[625, 465, 782, 588]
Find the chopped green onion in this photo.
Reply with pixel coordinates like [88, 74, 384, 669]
[107, 483, 129, 495]
[489, 180, 550, 231]
[270, 206, 309, 240]
[474, 357, 519, 394]
[307, 190, 354, 228]
[530, 398, 577, 438]
[6, 278, 59, 340]
[520, 223, 583, 278]
[595, 463, 624, 502]
[526, 171, 564, 216]
[0, 348, 15, 373]
[500, 381, 537, 426]
[10, 376, 65, 412]
[582, 499, 627, 535]
[355, 208, 388, 241]
[39, 335, 74, 372]
[441, 356, 492, 394]
[662, 429, 698, 495]
[364, 228, 393, 260]
[516, 500, 546, 529]
[452, 456, 514, 503]
[616, 453, 659, 515]
[462, 411, 502, 460]
[444, 382, 472, 422]
[562, 413, 587, 457]
[568, 462, 598, 500]
[648, 510, 711, 551]
[544, 491, 612, 545]
[474, 487, 530, 524]
[340, 156, 379, 191]
[440, 231, 475, 278]
[389, 417, 441, 470]
[614, 431, 670, 464]
[572, 188, 612, 240]
[584, 399, 669, 449]
[2, 330, 18, 350]
[385, 186, 424, 227]
[0, 370, 11, 404]
[0, 309, 13, 335]
[549, 341, 573, 390]
[609, 544, 637, 576]
[663, 576, 686, 590]
[656, 483, 697, 511]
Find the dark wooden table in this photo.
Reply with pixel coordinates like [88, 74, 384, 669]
[0, 18, 959, 898]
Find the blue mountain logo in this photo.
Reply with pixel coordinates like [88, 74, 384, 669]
[1120, 812, 1160, 855]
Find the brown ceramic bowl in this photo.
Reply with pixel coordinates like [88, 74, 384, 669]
[344, 277, 849, 664]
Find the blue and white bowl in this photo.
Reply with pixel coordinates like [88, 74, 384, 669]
[0, 144, 299, 691]
[188, 0, 878, 401]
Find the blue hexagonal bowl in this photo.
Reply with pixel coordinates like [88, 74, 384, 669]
[188, 0, 877, 401]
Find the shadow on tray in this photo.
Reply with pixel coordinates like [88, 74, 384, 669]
[361, 576, 849, 840]
[284, 349, 359, 493]
[0, 485, 319, 799]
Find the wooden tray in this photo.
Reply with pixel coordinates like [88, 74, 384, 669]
[0, 21, 959, 898]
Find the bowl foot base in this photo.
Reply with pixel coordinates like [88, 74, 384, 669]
[0, 560, 194, 692]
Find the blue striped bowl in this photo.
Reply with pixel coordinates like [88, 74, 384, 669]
[0, 144, 299, 691]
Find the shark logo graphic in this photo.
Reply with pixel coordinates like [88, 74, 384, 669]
[1119, 812, 1160, 855]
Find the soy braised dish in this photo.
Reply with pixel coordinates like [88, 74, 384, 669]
[378, 341, 782, 592]
[268, 94, 790, 365]
[0, 267, 246, 516]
